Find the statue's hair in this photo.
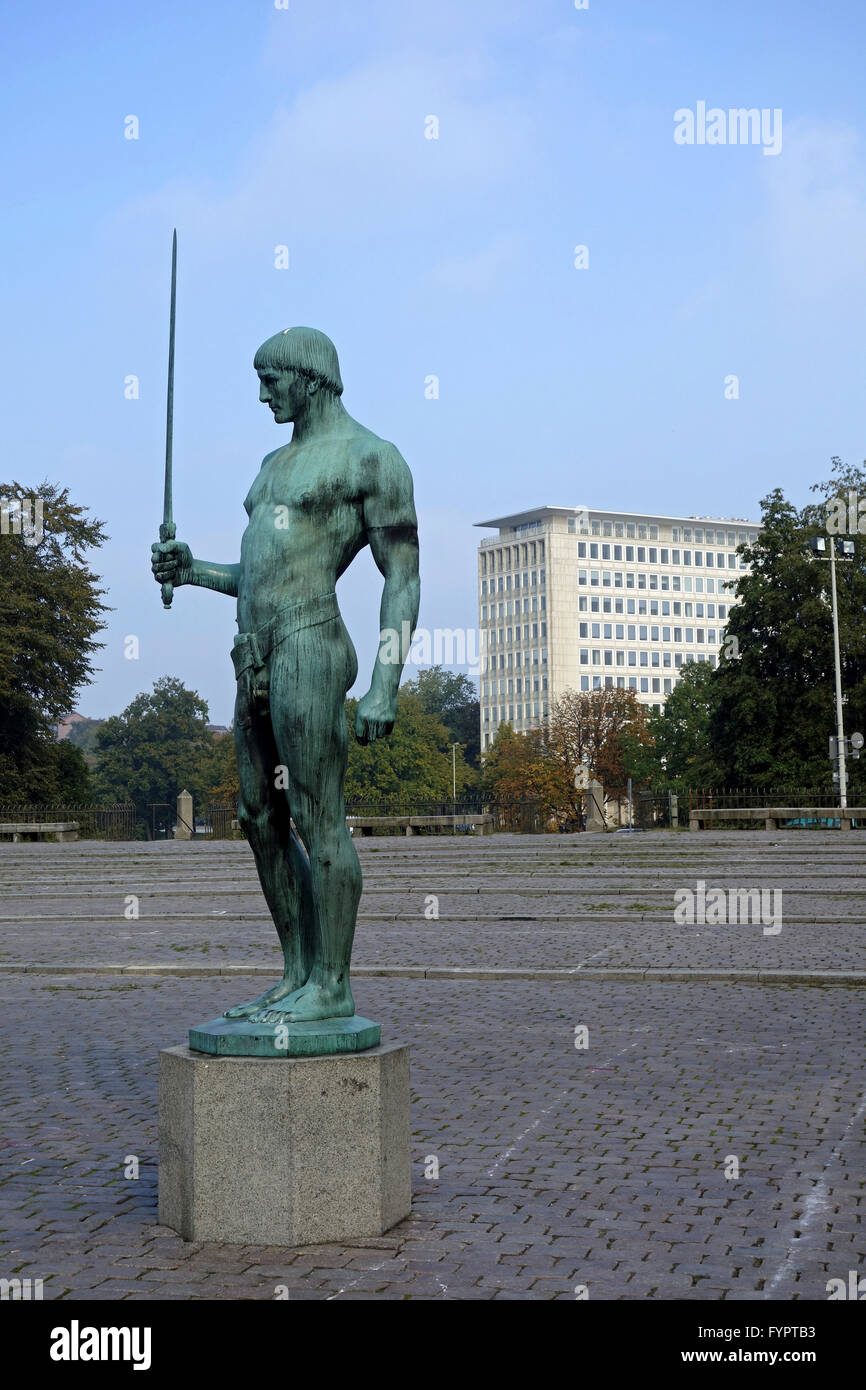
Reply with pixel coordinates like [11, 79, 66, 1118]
[253, 326, 343, 396]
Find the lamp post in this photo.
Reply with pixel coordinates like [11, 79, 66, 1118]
[450, 743, 460, 833]
[809, 535, 856, 808]
[829, 538, 847, 808]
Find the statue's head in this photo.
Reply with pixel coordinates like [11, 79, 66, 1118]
[254, 326, 343, 423]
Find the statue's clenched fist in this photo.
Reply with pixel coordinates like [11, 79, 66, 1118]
[151, 539, 193, 588]
[354, 689, 397, 745]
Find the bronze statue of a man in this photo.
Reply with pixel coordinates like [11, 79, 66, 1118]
[152, 327, 420, 1029]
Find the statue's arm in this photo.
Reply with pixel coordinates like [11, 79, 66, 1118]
[188, 558, 240, 597]
[355, 448, 420, 744]
[151, 541, 239, 598]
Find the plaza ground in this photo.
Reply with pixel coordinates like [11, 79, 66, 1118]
[1, 831, 863, 1299]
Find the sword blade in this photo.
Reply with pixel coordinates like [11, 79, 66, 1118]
[163, 227, 177, 529]
[159, 229, 177, 609]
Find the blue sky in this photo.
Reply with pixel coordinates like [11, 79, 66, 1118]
[3, 0, 865, 724]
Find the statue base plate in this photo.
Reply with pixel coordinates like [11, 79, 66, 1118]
[189, 1013, 380, 1057]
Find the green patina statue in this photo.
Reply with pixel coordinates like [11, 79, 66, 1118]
[151, 327, 420, 1055]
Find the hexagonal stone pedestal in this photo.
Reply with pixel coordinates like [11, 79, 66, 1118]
[158, 1042, 411, 1245]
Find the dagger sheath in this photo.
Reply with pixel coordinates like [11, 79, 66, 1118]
[159, 229, 177, 609]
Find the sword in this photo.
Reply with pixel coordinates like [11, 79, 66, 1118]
[159, 228, 177, 609]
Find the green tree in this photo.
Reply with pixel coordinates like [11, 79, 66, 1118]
[196, 728, 240, 806]
[54, 741, 96, 802]
[345, 690, 472, 804]
[0, 481, 107, 801]
[647, 662, 724, 786]
[65, 716, 104, 765]
[710, 467, 866, 786]
[401, 666, 481, 767]
[94, 677, 212, 833]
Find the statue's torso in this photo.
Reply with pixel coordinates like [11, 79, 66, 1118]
[237, 428, 374, 632]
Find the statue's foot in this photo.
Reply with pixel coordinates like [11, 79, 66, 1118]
[223, 975, 304, 1019]
[250, 977, 355, 1024]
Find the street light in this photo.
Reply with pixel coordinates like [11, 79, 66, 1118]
[450, 743, 461, 833]
[808, 534, 856, 808]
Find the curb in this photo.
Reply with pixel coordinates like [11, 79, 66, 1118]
[1, 963, 863, 985]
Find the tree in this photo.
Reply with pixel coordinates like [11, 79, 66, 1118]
[197, 728, 240, 806]
[710, 466, 866, 785]
[480, 721, 546, 800]
[647, 662, 724, 786]
[0, 481, 107, 801]
[94, 677, 212, 833]
[482, 688, 652, 827]
[345, 690, 472, 804]
[54, 741, 96, 802]
[539, 687, 652, 817]
[401, 667, 481, 767]
[64, 716, 104, 765]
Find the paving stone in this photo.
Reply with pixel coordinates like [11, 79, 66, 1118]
[1, 832, 864, 1300]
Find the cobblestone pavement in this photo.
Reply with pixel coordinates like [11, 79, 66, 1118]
[1, 831, 865, 973]
[0, 833, 864, 1299]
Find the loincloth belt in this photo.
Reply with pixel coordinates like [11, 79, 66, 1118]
[231, 592, 340, 716]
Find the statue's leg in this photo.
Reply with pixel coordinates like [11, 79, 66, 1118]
[251, 617, 361, 1024]
[223, 679, 314, 1019]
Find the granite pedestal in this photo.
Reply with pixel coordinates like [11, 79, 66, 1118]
[158, 1041, 411, 1246]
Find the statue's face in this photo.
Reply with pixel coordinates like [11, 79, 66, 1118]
[257, 367, 310, 424]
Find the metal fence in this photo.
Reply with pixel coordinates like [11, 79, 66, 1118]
[637, 788, 866, 830]
[0, 802, 136, 840]
[202, 788, 866, 839]
[205, 799, 554, 837]
[206, 803, 242, 839]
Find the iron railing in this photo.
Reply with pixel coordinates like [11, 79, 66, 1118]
[0, 802, 136, 840]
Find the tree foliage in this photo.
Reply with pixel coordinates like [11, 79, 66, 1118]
[94, 677, 212, 831]
[0, 481, 107, 801]
[709, 461, 866, 784]
[647, 662, 724, 786]
[345, 690, 472, 803]
[400, 666, 481, 767]
[197, 729, 240, 806]
[482, 687, 652, 826]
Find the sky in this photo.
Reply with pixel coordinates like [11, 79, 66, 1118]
[2, 0, 865, 725]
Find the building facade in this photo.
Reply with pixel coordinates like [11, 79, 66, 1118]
[476, 506, 760, 753]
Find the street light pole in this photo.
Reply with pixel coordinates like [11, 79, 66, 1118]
[450, 743, 459, 834]
[829, 541, 848, 809]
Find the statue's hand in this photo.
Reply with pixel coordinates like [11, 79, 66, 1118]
[355, 690, 397, 745]
[151, 539, 193, 588]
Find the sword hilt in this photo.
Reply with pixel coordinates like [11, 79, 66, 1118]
[159, 520, 176, 609]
